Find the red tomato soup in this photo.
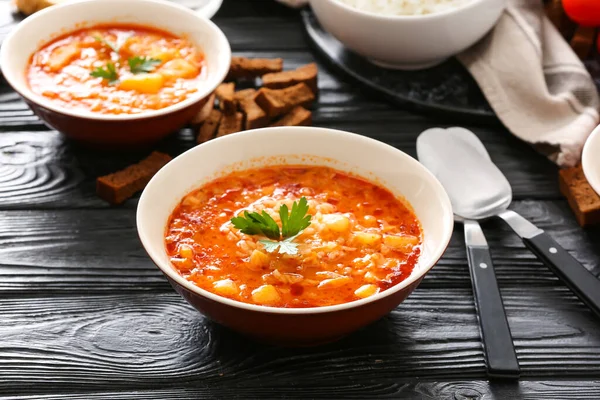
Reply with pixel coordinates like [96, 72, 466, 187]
[27, 24, 206, 114]
[165, 166, 422, 308]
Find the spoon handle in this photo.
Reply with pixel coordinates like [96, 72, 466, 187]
[464, 220, 520, 379]
[498, 210, 600, 317]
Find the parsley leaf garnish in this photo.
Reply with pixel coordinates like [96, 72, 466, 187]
[231, 210, 280, 240]
[90, 62, 119, 84]
[277, 239, 301, 255]
[259, 233, 302, 255]
[258, 239, 284, 254]
[231, 197, 312, 255]
[280, 197, 311, 237]
[89, 35, 160, 85]
[93, 35, 121, 54]
[128, 56, 162, 74]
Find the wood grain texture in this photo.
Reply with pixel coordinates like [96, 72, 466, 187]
[0, 290, 599, 396]
[0, 113, 561, 210]
[2, 381, 600, 400]
[0, 87, 42, 128]
[0, 200, 597, 294]
[0, 41, 560, 210]
[0, 0, 599, 397]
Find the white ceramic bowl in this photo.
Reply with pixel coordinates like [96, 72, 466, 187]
[582, 124, 600, 196]
[0, 0, 231, 148]
[309, 0, 506, 70]
[137, 126, 454, 345]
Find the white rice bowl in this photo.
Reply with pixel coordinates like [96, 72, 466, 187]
[335, 0, 475, 15]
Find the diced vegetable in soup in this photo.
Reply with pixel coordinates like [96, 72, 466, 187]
[165, 166, 422, 308]
[27, 25, 206, 114]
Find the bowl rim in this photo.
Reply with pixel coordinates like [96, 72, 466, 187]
[311, 0, 488, 21]
[136, 126, 455, 315]
[0, 0, 231, 121]
[582, 124, 600, 196]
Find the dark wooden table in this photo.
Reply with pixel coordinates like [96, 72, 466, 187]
[2, 1, 600, 398]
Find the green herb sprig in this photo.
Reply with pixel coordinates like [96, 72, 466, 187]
[128, 56, 162, 74]
[231, 197, 312, 255]
[90, 62, 119, 85]
[90, 34, 161, 83]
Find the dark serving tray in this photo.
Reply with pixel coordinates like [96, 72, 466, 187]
[302, 8, 600, 123]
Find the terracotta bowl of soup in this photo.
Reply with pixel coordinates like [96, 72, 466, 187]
[137, 127, 454, 346]
[0, 0, 231, 149]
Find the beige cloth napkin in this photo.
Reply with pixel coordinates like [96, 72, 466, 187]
[457, 0, 599, 168]
[277, 0, 600, 167]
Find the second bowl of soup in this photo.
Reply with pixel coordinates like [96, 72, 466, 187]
[0, 0, 231, 148]
[137, 126, 454, 345]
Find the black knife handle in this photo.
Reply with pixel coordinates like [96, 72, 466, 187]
[523, 232, 600, 317]
[466, 245, 520, 379]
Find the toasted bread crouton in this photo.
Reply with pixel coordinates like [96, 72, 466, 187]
[262, 63, 318, 94]
[217, 112, 244, 137]
[96, 152, 172, 205]
[559, 165, 600, 227]
[271, 106, 312, 127]
[197, 108, 223, 144]
[233, 89, 257, 108]
[255, 83, 315, 118]
[227, 57, 283, 80]
[215, 82, 236, 114]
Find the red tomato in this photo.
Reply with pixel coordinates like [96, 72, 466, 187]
[563, 0, 600, 27]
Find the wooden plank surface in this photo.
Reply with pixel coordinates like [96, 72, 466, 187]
[4, 381, 600, 400]
[0, 119, 561, 210]
[1, 291, 600, 395]
[0, 0, 599, 398]
[0, 200, 597, 294]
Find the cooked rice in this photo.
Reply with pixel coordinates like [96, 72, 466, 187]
[336, 0, 475, 16]
[219, 195, 414, 283]
[168, 166, 423, 307]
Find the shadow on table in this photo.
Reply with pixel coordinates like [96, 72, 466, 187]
[191, 316, 526, 398]
[197, 313, 479, 375]
[203, 314, 402, 348]
[67, 128, 196, 176]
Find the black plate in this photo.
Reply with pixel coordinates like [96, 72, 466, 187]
[302, 8, 600, 122]
[302, 8, 496, 121]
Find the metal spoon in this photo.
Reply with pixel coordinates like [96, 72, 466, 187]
[418, 127, 600, 315]
[417, 127, 519, 379]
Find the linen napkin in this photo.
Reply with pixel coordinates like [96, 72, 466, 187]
[276, 0, 600, 167]
[457, 0, 599, 167]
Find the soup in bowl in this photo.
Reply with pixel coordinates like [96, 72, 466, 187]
[0, 0, 231, 148]
[167, 165, 423, 308]
[137, 127, 454, 345]
[28, 24, 208, 115]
